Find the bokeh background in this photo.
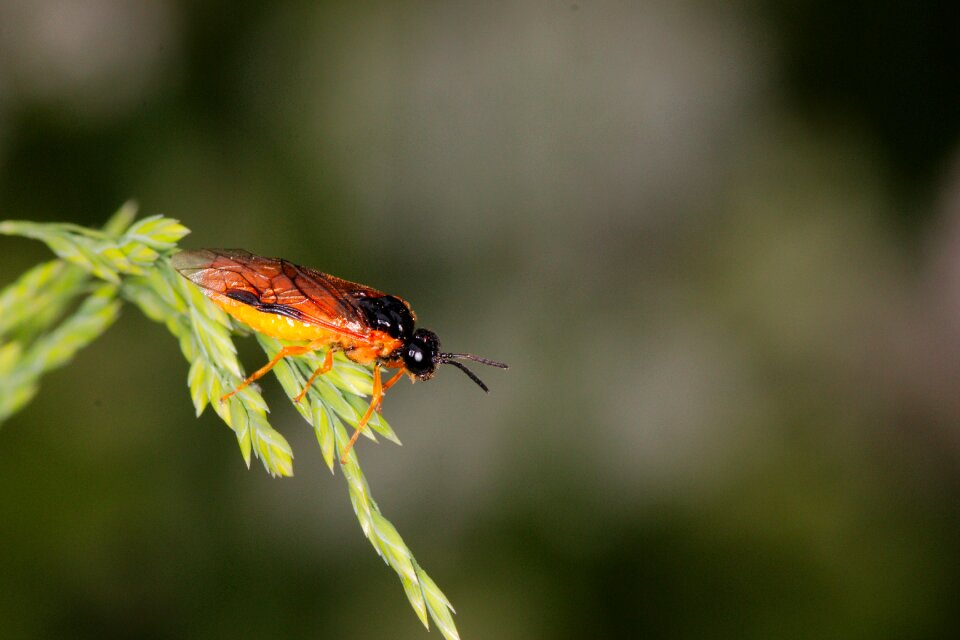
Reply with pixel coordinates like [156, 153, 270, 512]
[2, 1, 960, 638]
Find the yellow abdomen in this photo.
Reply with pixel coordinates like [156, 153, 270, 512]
[211, 294, 346, 344]
[206, 292, 404, 366]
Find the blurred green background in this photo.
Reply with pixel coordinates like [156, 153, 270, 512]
[2, 1, 960, 638]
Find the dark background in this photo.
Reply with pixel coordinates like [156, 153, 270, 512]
[2, 2, 960, 638]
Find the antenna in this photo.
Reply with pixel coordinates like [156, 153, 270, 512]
[438, 353, 508, 392]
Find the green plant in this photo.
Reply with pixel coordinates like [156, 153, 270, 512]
[0, 203, 459, 640]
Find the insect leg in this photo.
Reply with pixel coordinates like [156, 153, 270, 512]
[220, 339, 326, 403]
[340, 363, 383, 463]
[376, 370, 405, 412]
[294, 349, 335, 403]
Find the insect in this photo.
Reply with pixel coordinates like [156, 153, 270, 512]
[171, 249, 507, 461]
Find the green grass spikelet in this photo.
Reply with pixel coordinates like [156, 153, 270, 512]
[0, 203, 461, 640]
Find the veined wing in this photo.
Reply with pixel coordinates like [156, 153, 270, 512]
[171, 249, 376, 339]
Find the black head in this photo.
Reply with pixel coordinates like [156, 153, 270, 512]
[402, 328, 509, 390]
[403, 329, 441, 380]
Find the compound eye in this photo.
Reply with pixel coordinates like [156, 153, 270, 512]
[405, 344, 427, 373]
[404, 343, 431, 375]
[402, 329, 440, 378]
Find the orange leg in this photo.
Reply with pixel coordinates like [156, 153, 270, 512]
[294, 349, 335, 403]
[220, 339, 326, 403]
[377, 370, 405, 412]
[340, 364, 386, 463]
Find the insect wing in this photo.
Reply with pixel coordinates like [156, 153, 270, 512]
[171, 249, 370, 336]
